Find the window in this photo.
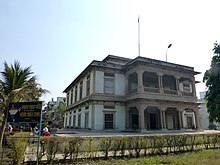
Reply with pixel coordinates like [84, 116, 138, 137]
[70, 89, 73, 104]
[67, 92, 69, 106]
[86, 75, 90, 96]
[79, 81, 83, 99]
[183, 83, 191, 92]
[104, 73, 115, 94]
[73, 115, 76, 128]
[69, 115, 71, 128]
[104, 113, 114, 129]
[85, 112, 89, 129]
[179, 78, 193, 93]
[65, 115, 68, 128]
[128, 72, 138, 93]
[78, 114, 81, 128]
[74, 86, 78, 102]
[143, 71, 158, 88]
[162, 75, 176, 90]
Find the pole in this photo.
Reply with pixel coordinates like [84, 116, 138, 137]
[36, 107, 43, 165]
[166, 44, 172, 62]
[138, 16, 140, 56]
[166, 48, 168, 62]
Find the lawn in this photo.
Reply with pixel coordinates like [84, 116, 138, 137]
[84, 149, 220, 165]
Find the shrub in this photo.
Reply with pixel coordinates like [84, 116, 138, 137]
[68, 137, 84, 162]
[82, 137, 99, 160]
[45, 137, 59, 163]
[7, 132, 29, 165]
[99, 137, 113, 159]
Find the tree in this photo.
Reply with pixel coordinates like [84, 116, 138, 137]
[47, 100, 65, 128]
[203, 42, 220, 122]
[0, 61, 48, 148]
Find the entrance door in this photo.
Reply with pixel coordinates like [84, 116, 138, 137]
[167, 115, 174, 129]
[131, 114, 139, 129]
[187, 116, 193, 129]
[150, 113, 156, 129]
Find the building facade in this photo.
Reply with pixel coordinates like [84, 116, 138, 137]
[63, 55, 200, 132]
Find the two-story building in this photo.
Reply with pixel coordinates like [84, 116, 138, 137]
[63, 55, 200, 132]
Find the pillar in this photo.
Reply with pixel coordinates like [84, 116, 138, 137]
[160, 110, 164, 129]
[194, 110, 201, 130]
[137, 69, 144, 94]
[158, 73, 164, 94]
[137, 104, 145, 132]
[178, 110, 183, 129]
[175, 76, 181, 96]
[125, 108, 130, 129]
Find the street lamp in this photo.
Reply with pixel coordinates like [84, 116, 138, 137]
[166, 44, 172, 62]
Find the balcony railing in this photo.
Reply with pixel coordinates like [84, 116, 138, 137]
[144, 87, 159, 93]
[182, 92, 194, 96]
[164, 89, 177, 95]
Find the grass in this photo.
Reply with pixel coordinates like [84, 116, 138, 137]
[82, 149, 220, 165]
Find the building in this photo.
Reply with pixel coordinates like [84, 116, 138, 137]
[63, 55, 200, 132]
[45, 97, 66, 128]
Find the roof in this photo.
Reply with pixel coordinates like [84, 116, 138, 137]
[63, 55, 200, 93]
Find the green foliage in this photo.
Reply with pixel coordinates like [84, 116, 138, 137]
[7, 132, 29, 165]
[45, 137, 59, 163]
[0, 61, 48, 147]
[82, 137, 99, 160]
[22, 133, 220, 164]
[68, 137, 84, 162]
[203, 42, 220, 122]
[99, 137, 113, 159]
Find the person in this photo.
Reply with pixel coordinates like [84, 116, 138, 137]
[20, 125, 23, 132]
[8, 124, 13, 132]
[34, 126, 38, 135]
[42, 126, 50, 136]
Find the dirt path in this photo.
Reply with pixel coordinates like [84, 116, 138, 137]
[0, 147, 13, 165]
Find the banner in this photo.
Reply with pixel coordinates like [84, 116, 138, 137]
[8, 102, 42, 123]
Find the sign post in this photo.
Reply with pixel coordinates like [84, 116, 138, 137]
[8, 102, 42, 164]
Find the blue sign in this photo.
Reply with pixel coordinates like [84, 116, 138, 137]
[8, 102, 42, 123]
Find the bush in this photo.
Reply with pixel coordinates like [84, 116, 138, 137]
[7, 132, 29, 165]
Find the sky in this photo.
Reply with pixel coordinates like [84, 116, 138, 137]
[0, 0, 220, 102]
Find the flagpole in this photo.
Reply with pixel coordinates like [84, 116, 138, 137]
[138, 16, 140, 56]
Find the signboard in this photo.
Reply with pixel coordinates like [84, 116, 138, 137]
[8, 102, 42, 123]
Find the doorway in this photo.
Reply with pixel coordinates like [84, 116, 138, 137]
[132, 114, 139, 129]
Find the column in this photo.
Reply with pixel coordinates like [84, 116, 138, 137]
[64, 113, 67, 128]
[137, 104, 145, 132]
[160, 108, 167, 130]
[138, 69, 144, 94]
[158, 73, 164, 94]
[178, 110, 183, 129]
[194, 110, 201, 130]
[125, 108, 130, 129]
[163, 111, 167, 129]
[175, 76, 181, 96]
[160, 110, 164, 129]
[192, 78, 197, 97]
[181, 109, 186, 129]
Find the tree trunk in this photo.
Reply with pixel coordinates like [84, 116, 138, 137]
[0, 109, 8, 150]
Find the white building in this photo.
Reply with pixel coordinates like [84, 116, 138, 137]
[63, 55, 200, 132]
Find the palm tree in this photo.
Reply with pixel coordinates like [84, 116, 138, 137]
[0, 61, 48, 148]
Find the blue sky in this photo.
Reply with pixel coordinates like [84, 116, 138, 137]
[0, 0, 220, 102]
